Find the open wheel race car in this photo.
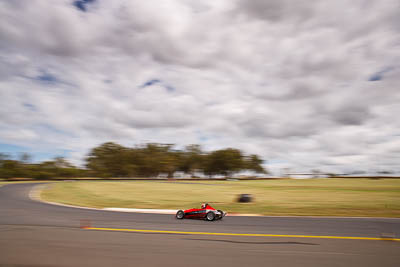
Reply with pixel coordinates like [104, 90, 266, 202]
[175, 203, 226, 221]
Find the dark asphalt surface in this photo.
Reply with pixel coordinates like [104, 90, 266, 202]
[0, 183, 399, 267]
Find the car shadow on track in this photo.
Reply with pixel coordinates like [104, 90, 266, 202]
[184, 238, 318, 245]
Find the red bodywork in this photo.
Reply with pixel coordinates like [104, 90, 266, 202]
[183, 204, 216, 219]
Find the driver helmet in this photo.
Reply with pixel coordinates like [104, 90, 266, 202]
[201, 203, 208, 209]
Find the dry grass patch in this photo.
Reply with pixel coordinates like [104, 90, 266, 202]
[41, 179, 400, 217]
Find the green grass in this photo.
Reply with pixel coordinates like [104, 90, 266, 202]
[40, 179, 400, 217]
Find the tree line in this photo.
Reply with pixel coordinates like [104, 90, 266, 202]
[0, 142, 266, 179]
[0, 154, 86, 179]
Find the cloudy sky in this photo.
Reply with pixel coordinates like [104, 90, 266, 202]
[0, 0, 399, 175]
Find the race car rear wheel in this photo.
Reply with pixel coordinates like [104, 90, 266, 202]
[206, 211, 215, 221]
[217, 210, 224, 219]
[176, 210, 184, 219]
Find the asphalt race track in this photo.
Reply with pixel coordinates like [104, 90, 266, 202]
[1, 183, 399, 267]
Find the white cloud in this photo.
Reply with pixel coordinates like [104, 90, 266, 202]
[0, 0, 399, 174]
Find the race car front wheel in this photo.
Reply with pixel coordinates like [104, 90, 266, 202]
[206, 211, 215, 221]
[176, 210, 184, 219]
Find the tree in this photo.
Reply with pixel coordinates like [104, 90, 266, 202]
[83, 142, 267, 179]
[137, 143, 180, 178]
[203, 148, 244, 177]
[245, 154, 267, 174]
[179, 145, 204, 177]
[0, 160, 23, 178]
[86, 142, 130, 177]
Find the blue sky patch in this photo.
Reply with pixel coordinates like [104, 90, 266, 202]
[73, 0, 96, 12]
[140, 79, 176, 92]
[165, 85, 176, 92]
[0, 143, 71, 163]
[23, 103, 37, 111]
[0, 143, 25, 154]
[141, 79, 161, 88]
[368, 66, 395, 82]
[368, 73, 383, 81]
[36, 72, 57, 83]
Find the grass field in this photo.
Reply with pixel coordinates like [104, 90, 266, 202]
[40, 179, 400, 217]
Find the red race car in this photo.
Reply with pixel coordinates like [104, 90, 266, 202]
[175, 203, 226, 221]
